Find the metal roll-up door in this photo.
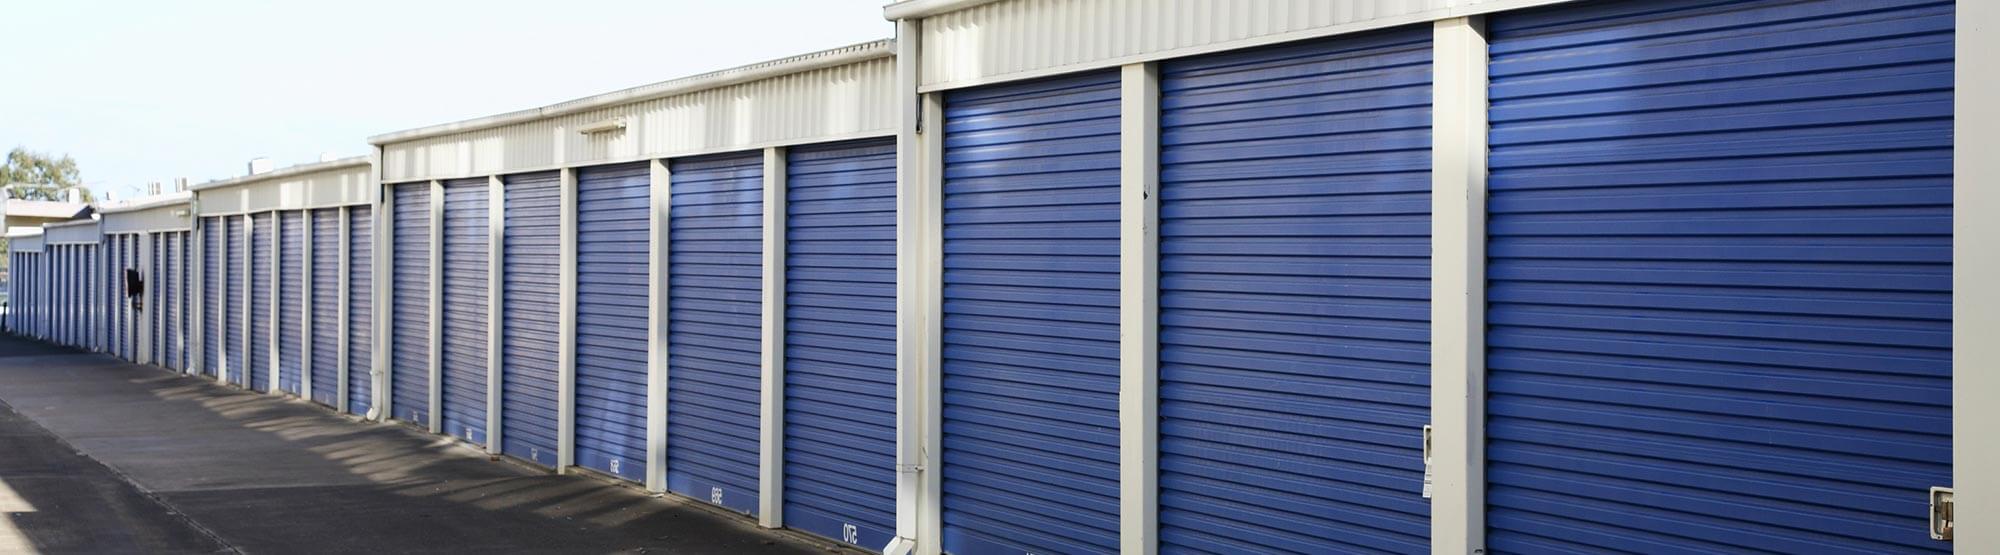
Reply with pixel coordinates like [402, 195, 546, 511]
[227, 217, 246, 385]
[938, 70, 1121, 555]
[1154, 28, 1433, 553]
[502, 171, 561, 467]
[55, 246, 68, 346]
[204, 219, 223, 377]
[154, 235, 166, 364]
[164, 235, 181, 369]
[666, 152, 761, 508]
[279, 211, 305, 394]
[311, 209, 341, 407]
[119, 239, 134, 359]
[177, 232, 190, 370]
[575, 162, 651, 482]
[392, 184, 432, 424]
[1484, 1, 1953, 553]
[780, 139, 897, 547]
[348, 206, 375, 416]
[250, 212, 273, 392]
[441, 178, 490, 443]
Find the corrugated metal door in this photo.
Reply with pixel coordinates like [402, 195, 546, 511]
[172, 234, 186, 370]
[154, 236, 165, 362]
[938, 71, 1121, 555]
[392, 184, 433, 424]
[279, 211, 305, 394]
[441, 178, 490, 444]
[229, 217, 248, 386]
[250, 212, 273, 392]
[502, 171, 561, 467]
[349, 206, 375, 416]
[781, 139, 897, 547]
[1483, 1, 1953, 553]
[575, 162, 651, 482]
[312, 209, 341, 407]
[666, 152, 762, 510]
[123, 238, 138, 360]
[1154, 28, 1433, 553]
[204, 219, 222, 377]
[164, 235, 182, 370]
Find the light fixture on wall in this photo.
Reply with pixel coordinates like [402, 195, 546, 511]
[576, 118, 627, 135]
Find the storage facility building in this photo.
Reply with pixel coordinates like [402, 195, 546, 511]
[188, 158, 374, 410]
[4, 0, 1997, 552]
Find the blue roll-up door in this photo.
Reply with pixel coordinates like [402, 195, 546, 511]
[502, 171, 561, 467]
[227, 217, 246, 386]
[124, 237, 139, 360]
[1484, 2, 1953, 553]
[666, 152, 761, 510]
[348, 206, 375, 416]
[311, 209, 341, 407]
[165, 234, 183, 370]
[204, 219, 222, 377]
[392, 184, 433, 424]
[250, 212, 273, 392]
[441, 178, 490, 444]
[279, 211, 305, 394]
[938, 71, 1121, 555]
[781, 139, 897, 547]
[576, 162, 651, 482]
[1155, 28, 1433, 553]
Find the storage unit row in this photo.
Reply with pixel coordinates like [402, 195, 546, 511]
[6, 0, 1993, 552]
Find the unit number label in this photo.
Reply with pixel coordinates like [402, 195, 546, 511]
[609, 459, 621, 474]
[711, 487, 724, 505]
[842, 523, 858, 544]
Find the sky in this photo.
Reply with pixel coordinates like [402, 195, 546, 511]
[1, 1, 893, 201]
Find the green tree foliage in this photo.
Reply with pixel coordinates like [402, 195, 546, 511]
[2, 147, 91, 202]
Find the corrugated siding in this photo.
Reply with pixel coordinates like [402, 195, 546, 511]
[575, 162, 652, 481]
[379, 56, 895, 183]
[349, 206, 375, 416]
[1483, 1, 1953, 553]
[1155, 26, 1432, 554]
[193, 163, 371, 217]
[204, 218, 222, 377]
[226, 217, 246, 385]
[441, 178, 490, 444]
[919, 0, 1561, 91]
[938, 71, 1121, 555]
[781, 139, 897, 548]
[502, 171, 562, 467]
[666, 151, 763, 512]
[251, 212, 273, 392]
[312, 209, 341, 407]
[279, 211, 305, 394]
[392, 184, 433, 424]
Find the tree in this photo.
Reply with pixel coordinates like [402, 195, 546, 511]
[2, 147, 91, 202]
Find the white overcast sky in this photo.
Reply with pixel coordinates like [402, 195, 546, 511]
[1, 0, 893, 200]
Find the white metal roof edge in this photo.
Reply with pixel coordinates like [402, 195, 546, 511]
[96, 191, 193, 214]
[5, 228, 45, 239]
[882, 0, 1002, 20]
[41, 218, 98, 229]
[187, 156, 371, 193]
[368, 38, 896, 146]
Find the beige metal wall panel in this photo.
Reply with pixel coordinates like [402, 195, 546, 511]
[100, 202, 194, 234]
[194, 159, 371, 216]
[9, 233, 44, 253]
[915, 0, 1570, 91]
[42, 220, 102, 245]
[378, 56, 895, 182]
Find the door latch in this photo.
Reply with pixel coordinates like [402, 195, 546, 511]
[1421, 425, 1434, 499]
[1930, 486, 1954, 541]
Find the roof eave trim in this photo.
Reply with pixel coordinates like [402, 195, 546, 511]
[187, 156, 370, 193]
[882, 0, 1005, 20]
[367, 38, 895, 146]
